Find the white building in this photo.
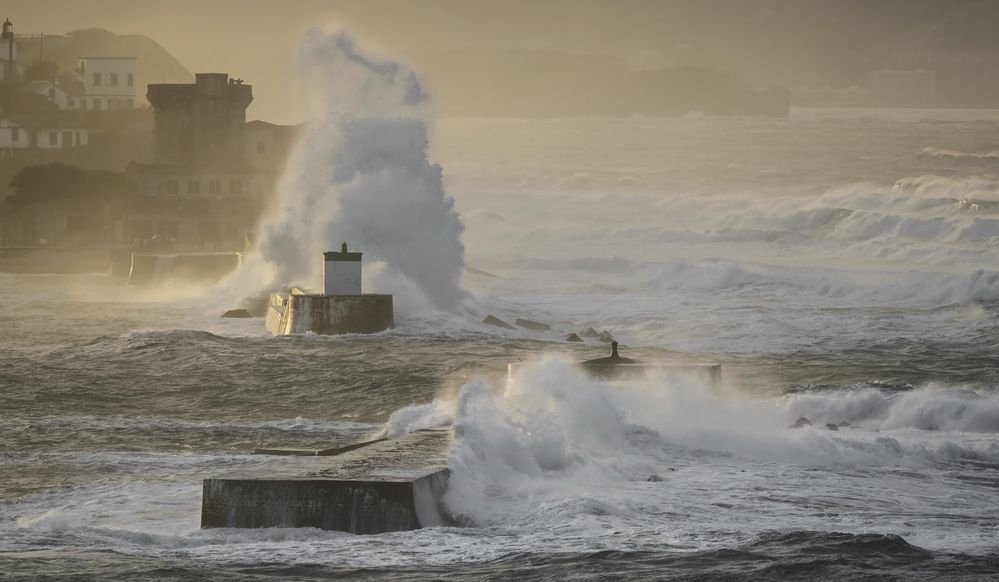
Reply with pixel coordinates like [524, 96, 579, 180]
[323, 243, 363, 295]
[76, 57, 137, 110]
[21, 80, 68, 109]
[0, 117, 29, 152]
[35, 126, 89, 149]
[0, 115, 89, 154]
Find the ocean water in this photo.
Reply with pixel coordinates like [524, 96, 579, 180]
[3, 109, 999, 580]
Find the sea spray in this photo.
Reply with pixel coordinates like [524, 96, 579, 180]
[379, 356, 999, 525]
[245, 30, 473, 312]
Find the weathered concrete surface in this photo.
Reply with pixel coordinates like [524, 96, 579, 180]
[581, 362, 722, 385]
[265, 291, 393, 335]
[515, 318, 551, 331]
[127, 252, 241, 286]
[482, 314, 515, 329]
[202, 430, 452, 534]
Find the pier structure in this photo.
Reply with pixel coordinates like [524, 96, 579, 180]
[265, 244, 393, 335]
[201, 429, 451, 534]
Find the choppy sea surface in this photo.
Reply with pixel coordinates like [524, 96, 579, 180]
[3, 109, 999, 580]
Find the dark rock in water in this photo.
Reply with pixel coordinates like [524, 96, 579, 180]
[515, 318, 551, 331]
[482, 315, 515, 330]
[790, 417, 812, 429]
[598, 331, 614, 343]
[241, 292, 271, 317]
[825, 423, 840, 431]
[647, 474, 664, 482]
[221, 308, 253, 318]
[838, 421, 851, 428]
[565, 333, 584, 342]
[581, 327, 600, 338]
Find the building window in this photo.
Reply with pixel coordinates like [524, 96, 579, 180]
[11, 127, 18, 142]
[164, 181, 179, 195]
[256, 141, 266, 154]
[208, 180, 221, 195]
[110, 72, 119, 86]
[127, 73, 134, 87]
[229, 180, 242, 195]
[93, 72, 102, 86]
[49, 131, 58, 146]
[68, 98, 75, 108]
[92, 98, 102, 110]
[81, 99, 88, 110]
[187, 180, 200, 194]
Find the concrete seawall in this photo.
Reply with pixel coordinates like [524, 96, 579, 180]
[266, 290, 393, 335]
[126, 252, 241, 286]
[201, 430, 452, 534]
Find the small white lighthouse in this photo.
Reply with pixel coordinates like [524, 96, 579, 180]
[266, 242, 392, 335]
[323, 242, 362, 295]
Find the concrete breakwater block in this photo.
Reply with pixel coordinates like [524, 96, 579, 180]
[482, 314, 515, 329]
[221, 308, 253, 318]
[201, 430, 453, 534]
[266, 290, 394, 335]
[515, 318, 551, 331]
[581, 362, 722, 384]
[508, 361, 722, 385]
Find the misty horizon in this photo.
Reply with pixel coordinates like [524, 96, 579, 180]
[6, 0, 999, 122]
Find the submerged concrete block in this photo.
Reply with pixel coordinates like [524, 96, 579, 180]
[221, 308, 252, 318]
[482, 314, 515, 329]
[581, 362, 722, 384]
[515, 318, 551, 331]
[202, 430, 452, 534]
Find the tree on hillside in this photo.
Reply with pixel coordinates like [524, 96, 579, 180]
[0, 85, 59, 115]
[24, 60, 59, 82]
[6, 163, 135, 206]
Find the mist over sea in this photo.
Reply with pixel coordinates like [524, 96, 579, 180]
[3, 109, 999, 580]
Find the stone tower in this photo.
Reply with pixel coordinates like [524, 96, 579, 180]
[146, 73, 253, 167]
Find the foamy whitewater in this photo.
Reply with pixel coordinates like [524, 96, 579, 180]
[3, 99, 999, 579]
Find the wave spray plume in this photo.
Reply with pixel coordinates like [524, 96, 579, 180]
[247, 29, 473, 313]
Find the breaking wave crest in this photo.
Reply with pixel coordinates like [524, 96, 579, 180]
[381, 356, 999, 527]
[917, 146, 999, 161]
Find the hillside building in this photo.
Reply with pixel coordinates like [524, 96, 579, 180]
[0, 114, 89, 155]
[74, 57, 137, 110]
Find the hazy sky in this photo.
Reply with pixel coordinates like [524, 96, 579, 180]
[6, 1, 998, 122]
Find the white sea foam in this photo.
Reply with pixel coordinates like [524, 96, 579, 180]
[372, 356, 999, 529]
